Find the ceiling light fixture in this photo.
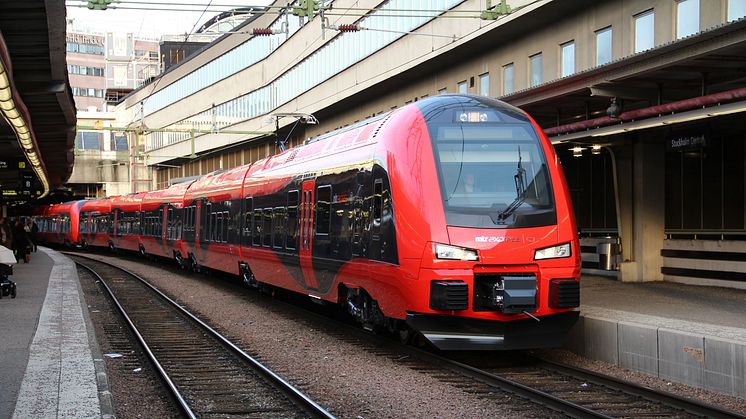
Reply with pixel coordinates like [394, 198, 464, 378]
[0, 58, 50, 197]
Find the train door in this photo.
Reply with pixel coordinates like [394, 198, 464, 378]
[300, 180, 319, 290]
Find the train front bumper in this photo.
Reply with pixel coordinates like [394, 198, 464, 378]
[406, 310, 579, 351]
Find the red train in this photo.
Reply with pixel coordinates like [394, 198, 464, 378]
[36, 95, 580, 350]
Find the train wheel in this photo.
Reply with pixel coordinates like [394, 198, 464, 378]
[108, 242, 115, 253]
[139, 245, 146, 258]
[81, 240, 88, 250]
[10, 284, 16, 299]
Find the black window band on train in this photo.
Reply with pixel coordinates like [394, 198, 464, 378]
[418, 95, 557, 229]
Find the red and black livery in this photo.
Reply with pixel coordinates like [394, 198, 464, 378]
[37, 95, 580, 350]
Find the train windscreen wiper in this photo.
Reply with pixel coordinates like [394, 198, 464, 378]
[497, 146, 527, 223]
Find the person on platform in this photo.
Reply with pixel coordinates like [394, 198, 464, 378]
[13, 219, 31, 263]
[0, 218, 12, 250]
[26, 218, 38, 252]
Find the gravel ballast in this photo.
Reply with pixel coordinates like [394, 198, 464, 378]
[74, 252, 746, 417]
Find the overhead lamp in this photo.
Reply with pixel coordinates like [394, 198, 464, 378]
[606, 97, 621, 118]
[0, 57, 50, 197]
[571, 146, 584, 157]
[592, 145, 602, 154]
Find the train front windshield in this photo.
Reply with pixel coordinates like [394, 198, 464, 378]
[431, 112, 556, 229]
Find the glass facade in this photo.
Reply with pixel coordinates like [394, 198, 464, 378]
[145, 0, 465, 151]
[595, 27, 612, 66]
[66, 43, 104, 55]
[676, 0, 699, 39]
[634, 9, 655, 53]
[665, 130, 745, 235]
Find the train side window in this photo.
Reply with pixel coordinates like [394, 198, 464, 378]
[244, 197, 253, 241]
[262, 209, 272, 247]
[253, 209, 262, 246]
[223, 211, 229, 243]
[373, 179, 383, 222]
[216, 212, 223, 242]
[315, 185, 332, 235]
[159, 209, 164, 237]
[286, 191, 298, 250]
[273, 207, 285, 249]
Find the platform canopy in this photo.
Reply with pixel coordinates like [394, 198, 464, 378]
[0, 0, 76, 202]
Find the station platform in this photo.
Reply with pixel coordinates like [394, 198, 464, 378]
[0, 247, 111, 419]
[0, 247, 743, 419]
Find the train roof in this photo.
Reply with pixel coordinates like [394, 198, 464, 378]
[141, 179, 195, 208]
[183, 165, 249, 201]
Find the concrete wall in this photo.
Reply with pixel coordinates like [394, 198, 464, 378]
[566, 312, 746, 399]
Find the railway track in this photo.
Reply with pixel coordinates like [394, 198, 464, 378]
[413, 349, 746, 419]
[70, 252, 745, 419]
[70, 254, 334, 419]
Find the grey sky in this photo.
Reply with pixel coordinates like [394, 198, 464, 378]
[66, 0, 270, 39]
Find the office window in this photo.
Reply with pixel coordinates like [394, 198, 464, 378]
[595, 27, 613, 66]
[677, 0, 699, 39]
[634, 10, 655, 53]
[503, 63, 514, 95]
[479, 73, 490, 96]
[529, 53, 542, 87]
[560, 41, 575, 77]
[458, 81, 467, 94]
[110, 133, 128, 151]
[438, 88, 447, 95]
[76, 132, 103, 150]
[729, 0, 746, 21]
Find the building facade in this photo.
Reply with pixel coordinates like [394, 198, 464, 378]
[66, 27, 158, 197]
[112, 0, 746, 288]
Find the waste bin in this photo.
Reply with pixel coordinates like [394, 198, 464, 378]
[597, 236, 620, 270]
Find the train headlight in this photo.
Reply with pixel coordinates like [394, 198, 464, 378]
[434, 243, 479, 261]
[534, 243, 571, 260]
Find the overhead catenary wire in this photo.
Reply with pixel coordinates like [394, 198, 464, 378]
[66, 0, 485, 13]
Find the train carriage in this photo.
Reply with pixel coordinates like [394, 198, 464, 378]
[140, 181, 194, 261]
[109, 192, 146, 253]
[78, 198, 112, 250]
[231, 95, 581, 349]
[181, 167, 246, 274]
[36, 200, 84, 247]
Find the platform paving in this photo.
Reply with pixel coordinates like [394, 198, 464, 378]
[0, 248, 103, 419]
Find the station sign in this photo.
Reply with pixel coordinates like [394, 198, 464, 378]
[666, 134, 706, 152]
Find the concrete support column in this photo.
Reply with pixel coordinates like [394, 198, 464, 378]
[617, 139, 666, 282]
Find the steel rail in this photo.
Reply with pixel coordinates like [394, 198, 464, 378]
[75, 261, 197, 419]
[72, 255, 335, 419]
